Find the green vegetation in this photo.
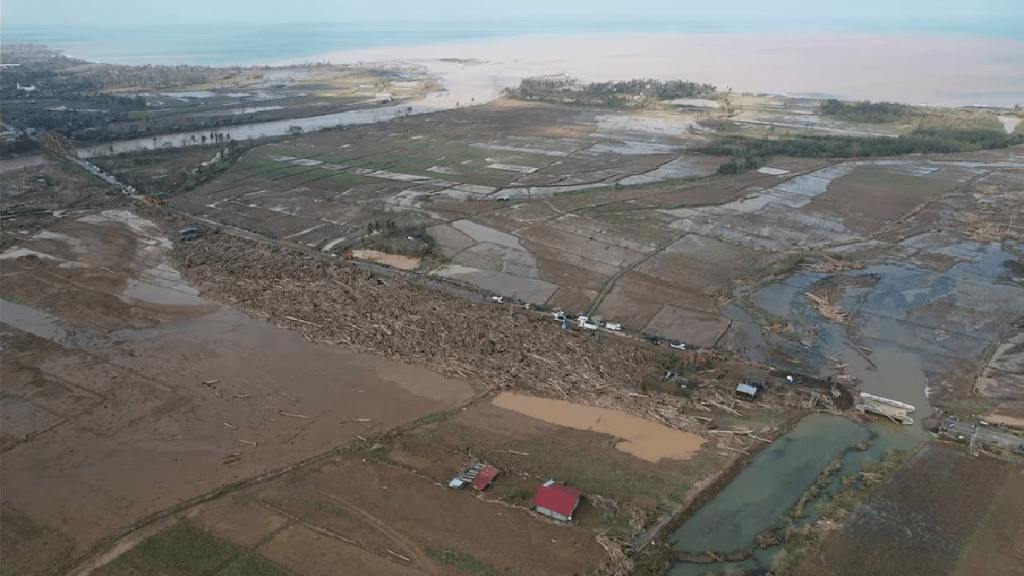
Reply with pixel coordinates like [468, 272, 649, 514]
[772, 449, 913, 576]
[758, 252, 807, 279]
[702, 129, 1024, 166]
[303, 499, 347, 517]
[94, 142, 252, 197]
[937, 396, 999, 418]
[716, 155, 763, 175]
[791, 457, 843, 519]
[502, 487, 533, 506]
[359, 220, 448, 264]
[504, 77, 716, 107]
[820, 99, 917, 123]
[821, 99, 1006, 132]
[425, 547, 511, 576]
[93, 522, 291, 576]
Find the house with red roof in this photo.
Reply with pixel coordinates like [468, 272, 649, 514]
[472, 465, 499, 491]
[448, 463, 500, 491]
[532, 479, 582, 522]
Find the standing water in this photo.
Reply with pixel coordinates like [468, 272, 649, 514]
[666, 414, 926, 575]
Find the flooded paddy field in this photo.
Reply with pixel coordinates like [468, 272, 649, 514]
[666, 414, 927, 575]
[799, 443, 1022, 576]
[6, 86, 1024, 576]
[741, 161, 1024, 411]
[0, 159, 802, 576]
[167, 100, 1024, 392]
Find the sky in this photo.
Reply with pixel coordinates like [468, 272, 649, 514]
[2, 0, 1021, 28]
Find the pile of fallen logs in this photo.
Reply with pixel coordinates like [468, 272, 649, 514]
[175, 235, 720, 433]
[805, 291, 849, 323]
[801, 256, 865, 273]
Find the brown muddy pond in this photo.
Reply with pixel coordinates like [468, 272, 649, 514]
[492, 392, 705, 462]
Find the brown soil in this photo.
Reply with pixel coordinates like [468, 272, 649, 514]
[611, 271, 718, 313]
[643, 306, 732, 348]
[808, 167, 957, 236]
[225, 456, 604, 576]
[361, 396, 747, 539]
[546, 285, 600, 314]
[798, 443, 1014, 576]
[0, 211, 475, 575]
[951, 459, 1024, 576]
[349, 249, 421, 270]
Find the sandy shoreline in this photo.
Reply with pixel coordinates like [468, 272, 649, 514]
[292, 32, 1024, 108]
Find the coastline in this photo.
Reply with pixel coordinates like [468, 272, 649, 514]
[301, 32, 1024, 108]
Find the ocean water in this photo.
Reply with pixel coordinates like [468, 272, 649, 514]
[3, 17, 1022, 67]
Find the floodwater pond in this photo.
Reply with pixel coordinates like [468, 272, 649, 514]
[667, 413, 928, 575]
[492, 392, 705, 462]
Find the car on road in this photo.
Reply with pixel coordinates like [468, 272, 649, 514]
[603, 322, 622, 331]
[669, 341, 686, 350]
[490, 295, 504, 304]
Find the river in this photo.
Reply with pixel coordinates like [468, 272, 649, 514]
[73, 59, 516, 159]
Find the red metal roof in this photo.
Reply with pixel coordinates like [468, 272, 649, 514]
[532, 481, 582, 517]
[472, 465, 499, 490]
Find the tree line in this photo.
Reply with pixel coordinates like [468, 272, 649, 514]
[705, 128, 1024, 175]
[503, 77, 717, 106]
[819, 99, 918, 123]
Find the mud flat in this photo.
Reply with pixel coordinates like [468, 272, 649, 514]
[349, 249, 421, 270]
[0, 207, 476, 575]
[317, 33, 1024, 108]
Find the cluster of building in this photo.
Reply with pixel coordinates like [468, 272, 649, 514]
[448, 463, 583, 522]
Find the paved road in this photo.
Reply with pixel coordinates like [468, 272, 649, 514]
[941, 418, 1024, 450]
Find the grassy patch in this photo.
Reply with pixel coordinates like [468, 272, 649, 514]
[759, 252, 806, 279]
[216, 554, 292, 576]
[92, 521, 292, 576]
[936, 397, 999, 417]
[839, 166, 938, 192]
[303, 499, 347, 517]
[358, 220, 448, 265]
[425, 547, 511, 576]
[771, 449, 913, 576]
[503, 487, 533, 506]
[791, 457, 843, 519]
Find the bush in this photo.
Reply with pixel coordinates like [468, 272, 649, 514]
[717, 155, 762, 175]
[821, 99, 917, 123]
[360, 220, 447, 261]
